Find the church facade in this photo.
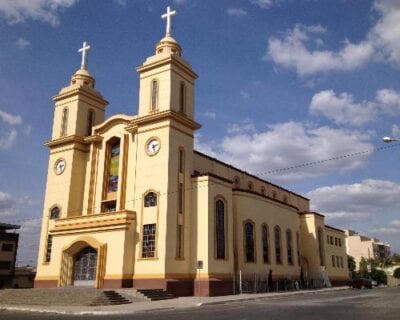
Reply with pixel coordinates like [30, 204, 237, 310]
[34, 7, 349, 296]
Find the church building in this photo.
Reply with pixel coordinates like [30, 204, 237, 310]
[34, 7, 349, 296]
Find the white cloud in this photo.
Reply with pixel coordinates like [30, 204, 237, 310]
[202, 110, 217, 120]
[369, 0, 400, 64]
[307, 179, 400, 224]
[376, 88, 400, 115]
[0, 109, 22, 125]
[391, 124, 400, 137]
[266, 24, 374, 76]
[15, 37, 30, 49]
[0, 191, 14, 211]
[194, 133, 218, 157]
[227, 119, 256, 134]
[173, 0, 187, 4]
[390, 220, 400, 227]
[267, 1, 400, 76]
[0, 129, 17, 150]
[216, 121, 373, 182]
[310, 90, 377, 126]
[240, 90, 250, 99]
[251, 0, 274, 9]
[0, 0, 79, 26]
[227, 8, 247, 17]
[114, 0, 126, 6]
[371, 227, 400, 236]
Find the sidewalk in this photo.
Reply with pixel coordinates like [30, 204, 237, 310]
[0, 287, 350, 316]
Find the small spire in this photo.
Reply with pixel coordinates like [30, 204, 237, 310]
[161, 6, 176, 36]
[78, 41, 91, 70]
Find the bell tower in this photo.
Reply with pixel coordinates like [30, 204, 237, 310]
[136, 7, 197, 119]
[44, 42, 108, 219]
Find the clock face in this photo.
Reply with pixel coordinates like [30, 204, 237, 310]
[146, 138, 160, 156]
[54, 159, 66, 175]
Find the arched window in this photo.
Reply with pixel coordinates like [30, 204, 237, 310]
[179, 82, 186, 113]
[274, 226, 282, 264]
[61, 108, 69, 136]
[286, 229, 293, 265]
[151, 79, 158, 111]
[272, 191, 277, 199]
[248, 181, 253, 191]
[296, 231, 301, 266]
[86, 109, 95, 136]
[262, 224, 270, 263]
[144, 192, 157, 207]
[50, 207, 60, 219]
[244, 222, 255, 262]
[317, 228, 325, 266]
[260, 186, 266, 195]
[283, 195, 288, 203]
[215, 199, 226, 259]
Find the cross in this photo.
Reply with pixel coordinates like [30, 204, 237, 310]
[161, 6, 176, 36]
[78, 41, 91, 69]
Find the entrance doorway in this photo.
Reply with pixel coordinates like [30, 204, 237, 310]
[73, 246, 97, 287]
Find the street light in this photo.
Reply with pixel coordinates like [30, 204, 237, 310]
[383, 136, 400, 143]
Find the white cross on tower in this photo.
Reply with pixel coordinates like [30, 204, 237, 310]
[78, 41, 91, 70]
[161, 6, 176, 36]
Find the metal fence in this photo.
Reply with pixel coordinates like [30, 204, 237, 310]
[235, 271, 325, 294]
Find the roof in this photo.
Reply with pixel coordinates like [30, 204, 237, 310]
[325, 225, 345, 233]
[0, 222, 21, 230]
[194, 150, 309, 201]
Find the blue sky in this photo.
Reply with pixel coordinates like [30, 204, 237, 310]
[0, 0, 400, 265]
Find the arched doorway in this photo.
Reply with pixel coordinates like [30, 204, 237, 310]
[73, 246, 97, 287]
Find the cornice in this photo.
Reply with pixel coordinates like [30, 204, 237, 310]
[53, 86, 109, 107]
[136, 55, 198, 79]
[50, 210, 136, 235]
[44, 135, 88, 149]
[132, 110, 201, 130]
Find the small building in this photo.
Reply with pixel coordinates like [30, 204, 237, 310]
[345, 229, 391, 270]
[0, 223, 20, 289]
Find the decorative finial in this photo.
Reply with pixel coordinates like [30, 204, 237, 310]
[161, 6, 176, 36]
[78, 41, 91, 70]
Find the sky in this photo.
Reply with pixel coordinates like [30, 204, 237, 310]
[0, 0, 400, 266]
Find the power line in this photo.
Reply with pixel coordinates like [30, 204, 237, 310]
[4, 142, 400, 225]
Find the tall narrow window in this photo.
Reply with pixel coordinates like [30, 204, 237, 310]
[179, 149, 185, 174]
[318, 228, 325, 266]
[142, 224, 156, 258]
[286, 229, 293, 265]
[151, 80, 158, 111]
[179, 82, 186, 113]
[107, 139, 120, 193]
[61, 108, 69, 136]
[296, 231, 301, 266]
[144, 192, 157, 207]
[216, 200, 225, 259]
[176, 224, 184, 258]
[244, 222, 255, 262]
[86, 109, 95, 136]
[336, 256, 340, 268]
[340, 256, 344, 268]
[332, 255, 335, 267]
[262, 224, 270, 263]
[274, 226, 282, 264]
[45, 235, 53, 262]
[178, 183, 184, 213]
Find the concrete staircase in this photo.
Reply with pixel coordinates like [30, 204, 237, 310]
[136, 289, 175, 301]
[0, 288, 140, 306]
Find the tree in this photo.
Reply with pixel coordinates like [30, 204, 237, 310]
[358, 257, 369, 278]
[348, 255, 356, 278]
[394, 268, 400, 279]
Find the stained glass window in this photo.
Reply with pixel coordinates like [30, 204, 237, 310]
[245, 222, 255, 262]
[107, 141, 120, 193]
[216, 200, 225, 259]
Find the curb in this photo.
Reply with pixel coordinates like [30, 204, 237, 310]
[0, 287, 351, 315]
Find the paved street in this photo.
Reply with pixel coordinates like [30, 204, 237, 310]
[1, 287, 399, 320]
